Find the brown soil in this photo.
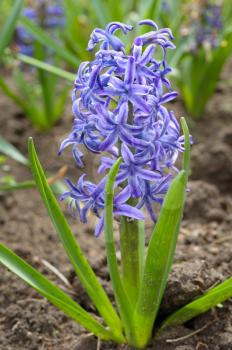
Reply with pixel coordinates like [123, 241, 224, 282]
[0, 60, 232, 350]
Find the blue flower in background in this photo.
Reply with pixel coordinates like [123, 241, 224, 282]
[60, 20, 185, 235]
[205, 5, 223, 30]
[15, 1, 65, 57]
[186, 2, 223, 52]
[45, 5, 65, 28]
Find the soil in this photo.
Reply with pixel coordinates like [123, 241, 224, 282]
[0, 59, 232, 350]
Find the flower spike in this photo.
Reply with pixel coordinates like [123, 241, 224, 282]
[60, 20, 186, 234]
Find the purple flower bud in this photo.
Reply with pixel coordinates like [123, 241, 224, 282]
[87, 22, 133, 52]
[22, 7, 37, 20]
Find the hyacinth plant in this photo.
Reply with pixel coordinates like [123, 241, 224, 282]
[1, 21, 232, 349]
[0, 0, 74, 130]
[173, 0, 232, 118]
[136, 0, 232, 119]
[15, 1, 65, 57]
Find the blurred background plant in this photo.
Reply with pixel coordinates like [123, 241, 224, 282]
[168, 0, 232, 118]
[0, 0, 74, 130]
[0, 135, 32, 192]
[0, 0, 232, 128]
[0, 135, 68, 194]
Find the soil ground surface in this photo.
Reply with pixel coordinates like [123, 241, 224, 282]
[0, 60, 232, 350]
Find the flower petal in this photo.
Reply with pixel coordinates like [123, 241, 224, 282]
[121, 143, 135, 164]
[95, 215, 104, 237]
[114, 204, 144, 220]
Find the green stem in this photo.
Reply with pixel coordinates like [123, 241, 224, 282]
[120, 217, 144, 305]
[118, 103, 145, 307]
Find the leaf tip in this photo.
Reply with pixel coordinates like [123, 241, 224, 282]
[28, 136, 33, 146]
[28, 136, 35, 152]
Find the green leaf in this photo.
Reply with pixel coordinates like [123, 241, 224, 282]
[13, 69, 46, 128]
[133, 170, 187, 348]
[132, 118, 190, 348]
[104, 158, 136, 344]
[130, 0, 139, 12]
[0, 243, 115, 340]
[138, 220, 145, 283]
[17, 54, 76, 82]
[177, 30, 232, 118]
[28, 138, 124, 343]
[62, 0, 91, 60]
[34, 42, 56, 125]
[180, 117, 190, 176]
[0, 180, 35, 192]
[0, 75, 29, 113]
[223, 0, 232, 23]
[89, 0, 110, 26]
[16, 53, 72, 129]
[53, 86, 69, 123]
[160, 277, 232, 330]
[0, 176, 67, 196]
[119, 216, 144, 306]
[0, 136, 29, 166]
[107, 0, 124, 21]
[0, 0, 23, 56]
[143, 0, 163, 19]
[20, 16, 78, 67]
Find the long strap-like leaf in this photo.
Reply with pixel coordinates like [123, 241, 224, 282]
[133, 170, 187, 348]
[180, 117, 191, 175]
[160, 277, 232, 330]
[142, 0, 163, 19]
[104, 158, 136, 344]
[20, 17, 78, 67]
[0, 76, 30, 120]
[132, 118, 190, 348]
[0, 0, 23, 56]
[28, 138, 124, 343]
[0, 180, 35, 191]
[17, 54, 76, 82]
[89, 0, 110, 26]
[0, 243, 115, 340]
[0, 136, 29, 166]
